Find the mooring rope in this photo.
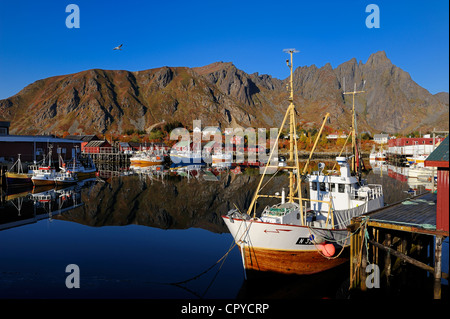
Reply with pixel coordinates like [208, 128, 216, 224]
[145, 216, 254, 291]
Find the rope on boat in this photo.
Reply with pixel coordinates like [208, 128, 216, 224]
[307, 226, 346, 260]
[307, 217, 369, 260]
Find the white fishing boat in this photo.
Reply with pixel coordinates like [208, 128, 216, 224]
[31, 149, 58, 186]
[55, 158, 78, 186]
[130, 151, 165, 166]
[406, 154, 428, 167]
[369, 145, 387, 163]
[211, 152, 233, 168]
[169, 149, 204, 167]
[59, 155, 96, 180]
[222, 49, 384, 276]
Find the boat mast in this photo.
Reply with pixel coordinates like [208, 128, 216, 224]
[246, 49, 302, 217]
[286, 48, 298, 203]
[343, 83, 365, 174]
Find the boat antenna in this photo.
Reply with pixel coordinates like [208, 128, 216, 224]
[343, 82, 365, 175]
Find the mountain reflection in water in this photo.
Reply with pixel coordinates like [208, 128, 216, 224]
[0, 162, 434, 299]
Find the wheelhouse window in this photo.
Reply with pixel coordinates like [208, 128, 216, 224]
[319, 182, 326, 192]
[338, 184, 345, 193]
[312, 182, 317, 191]
[330, 183, 335, 192]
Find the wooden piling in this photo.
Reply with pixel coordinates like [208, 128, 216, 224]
[360, 223, 368, 292]
[384, 233, 392, 290]
[434, 236, 443, 299]
[350, 193, 448, 298]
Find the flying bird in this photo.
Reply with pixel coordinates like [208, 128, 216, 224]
[113, 44, 123, 51]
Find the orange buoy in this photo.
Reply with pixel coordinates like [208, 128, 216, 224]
[318, 243, 335, 257]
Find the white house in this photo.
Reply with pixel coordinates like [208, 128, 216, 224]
[373, 134, 389, 144]
[326, 132, 348, 140]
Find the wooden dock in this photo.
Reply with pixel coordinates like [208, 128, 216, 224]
[349, 192, 448, 299]
[81, 147, 130, 164]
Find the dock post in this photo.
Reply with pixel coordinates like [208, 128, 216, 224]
[433, 236, 443, 299]
[360, 224, 368, 292]
[401, 236, 408, 286]
[348, 219, 361, 289]
[384, 233, 392, 291]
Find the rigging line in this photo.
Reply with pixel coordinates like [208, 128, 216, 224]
[258, 167, 280, 193]
[171, 282, 203, 299]
[145, 219, 255, 287]
[202, 246, 230, 298]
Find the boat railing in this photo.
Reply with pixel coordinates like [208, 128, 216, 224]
[299, 198, 334, 229]
[34, 194, 52, 202]
[350, 184, 383, 200]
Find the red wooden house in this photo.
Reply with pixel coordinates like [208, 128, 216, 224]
[83, 140, 112, 154]
[424, 135, 449, 232]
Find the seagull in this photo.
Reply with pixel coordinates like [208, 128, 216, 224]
[113, 44, 123, 51]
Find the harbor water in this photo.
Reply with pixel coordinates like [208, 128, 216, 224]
[0, 161, 448, 299]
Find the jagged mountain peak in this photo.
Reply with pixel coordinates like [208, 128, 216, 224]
[365, 50, 392, 67]
[192, 62, 235, 75]
[0, 52, 448, 135]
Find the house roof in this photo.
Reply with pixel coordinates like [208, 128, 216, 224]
[374, 134, 389, 138]
[425, 135, 449, 168]
[0, 135, 82, 144]
[65, 135, 100, 142]
[85, 140, 109, 148]
[127, 142, 168, 148]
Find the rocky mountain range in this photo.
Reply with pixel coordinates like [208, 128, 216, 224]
[0, 51, 448, 135]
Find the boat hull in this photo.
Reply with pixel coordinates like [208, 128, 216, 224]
[130, 160, 163, 166]
[75, 171, 96, 180]
[223, 216, 350, 275]
[238, 244, 348, 275]
[32, 178, 56, 186]
[55, 180, 77, 186]
[5, 172, 32, 186]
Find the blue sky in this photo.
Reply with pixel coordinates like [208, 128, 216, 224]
[0, 0, 448, 99]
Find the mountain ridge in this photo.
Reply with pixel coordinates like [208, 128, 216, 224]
[0, 51, 448, 135]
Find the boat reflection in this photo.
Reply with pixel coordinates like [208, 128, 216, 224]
[0, 179, 95, 231]
[3, 160, 436, 236]
[0, 159, 441, 299]
[370, 159, 437, 194]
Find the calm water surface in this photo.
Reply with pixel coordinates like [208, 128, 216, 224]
[0, 162, 447, 299]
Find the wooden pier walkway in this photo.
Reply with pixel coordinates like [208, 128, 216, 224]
[349, 192, 448, 299]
